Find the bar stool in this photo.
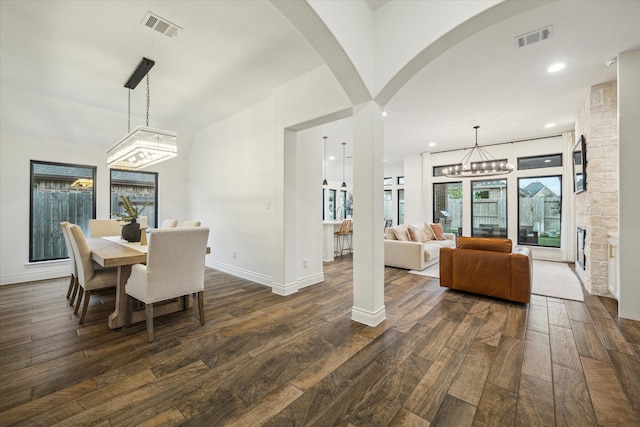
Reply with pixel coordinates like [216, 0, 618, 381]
[334, 219, 353, 258]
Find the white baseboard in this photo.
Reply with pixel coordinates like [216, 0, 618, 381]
[271, 281, 299, 296]
[1, 268, 68, 286]
[205, 260, 273, 288]
[297, 272, 324, 290]
[351, 305, 386, 326]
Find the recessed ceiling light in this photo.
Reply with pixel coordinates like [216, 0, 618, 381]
[545, 123, 555, 128]
[547, 63, 565, 73]
[329, 156, 335, 160]
[382, 111, 388, 117]
[428, 142, 436, 147]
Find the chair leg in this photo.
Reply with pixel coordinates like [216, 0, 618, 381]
[74, 287, 84, 315]
[66, 274, 75, 299]
[145, 303, 154, 342]
[69, 277, 79, 307]
[79, 290, 91, 324]
[197, 291, 205, 325]
[126, 295, 133, 327]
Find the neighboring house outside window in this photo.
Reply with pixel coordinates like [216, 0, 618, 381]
[518, 176, 562, 248]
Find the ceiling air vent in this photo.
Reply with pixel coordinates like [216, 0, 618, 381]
[141, 12, 181, 38]
[515, 25, 552, 49]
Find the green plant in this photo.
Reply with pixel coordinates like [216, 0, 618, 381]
[112, 195, 147, 223]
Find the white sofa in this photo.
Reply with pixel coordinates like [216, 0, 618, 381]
[384, 223, 456, 270]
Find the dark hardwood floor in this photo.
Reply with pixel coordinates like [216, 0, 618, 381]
[1, 256, 639, 426]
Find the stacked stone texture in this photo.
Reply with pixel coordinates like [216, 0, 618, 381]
[575, 81, 618, 294]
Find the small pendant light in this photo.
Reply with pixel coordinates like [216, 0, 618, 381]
[322, 136, 328, 188]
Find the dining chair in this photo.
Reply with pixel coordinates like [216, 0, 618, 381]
[89, 219, 122, 237]
[67, 224, 118, 324]
[179, 220, 201, 227]
[161, 219, 178, 228]
[60, 221, 79, 306]
[125, 227, 209, 342]
[334, 219, 353, 258]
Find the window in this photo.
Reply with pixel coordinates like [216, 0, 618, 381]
[397, 176, 405, 185]
[328, 189, 336, 220]
[110, 170, 158, 228]
[30, 161, 96, 262]
[339, 189, 347, 220]
[471, 179, 507, 238]
[518, 176, 561, 247]
[384, 189, 392, 224]
[518, 153, 562, 170]
[322, 189, 326, 221]
[397, 189, 405, 224]
[433, 164, 460, 177]
[433, 182, 462, 235]
[383, 177, 393, 186]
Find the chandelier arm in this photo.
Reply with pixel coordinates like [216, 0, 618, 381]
[458, 148, 475, 167]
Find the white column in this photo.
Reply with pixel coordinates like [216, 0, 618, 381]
[618, 49, 640, 320]
[272, 128, 299, 295]
[351, 101, 386, 326]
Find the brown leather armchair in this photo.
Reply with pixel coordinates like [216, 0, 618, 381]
[439, 236, 532, 303]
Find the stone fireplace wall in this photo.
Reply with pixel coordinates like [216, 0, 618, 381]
[574, 81, 619, 294]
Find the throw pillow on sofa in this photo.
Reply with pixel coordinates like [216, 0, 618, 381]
[392, 224, 411, 241]
[384, 227, 396, 240]
[430, 223, 446, 240]
[407, 224, 431, 243]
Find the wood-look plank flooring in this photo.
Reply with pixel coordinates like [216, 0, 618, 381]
[1, 256, 639, 426]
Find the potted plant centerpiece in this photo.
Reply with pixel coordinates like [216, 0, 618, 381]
[112, 195, 147, 242]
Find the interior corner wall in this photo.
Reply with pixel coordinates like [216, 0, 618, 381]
[574, 81, 619, 294]
[188, 98, 277, 286]
[188, 65, 351, 290]
[0, 132, 189, 286]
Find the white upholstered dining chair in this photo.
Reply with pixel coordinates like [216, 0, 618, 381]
[179, 220, 201, 227]
[67, 224, 118, 324]
[161, 219, 178, 228]
[89, 219, 122, 237]
[60, 221, 79, 306]
[125, 227, 209, 342]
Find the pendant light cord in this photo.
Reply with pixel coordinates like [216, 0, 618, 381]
[146, 74, 150, 127]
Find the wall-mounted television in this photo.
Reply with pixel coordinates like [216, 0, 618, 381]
[573, 135, 587, 193]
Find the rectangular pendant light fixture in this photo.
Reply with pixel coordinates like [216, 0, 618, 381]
[107, 126, 177, 170]
[108, 58, 177, 170]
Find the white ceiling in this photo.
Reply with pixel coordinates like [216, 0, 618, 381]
[1, 1, 639, 169]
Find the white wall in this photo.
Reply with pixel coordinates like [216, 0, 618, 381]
[296, 126, 325, 287]
[188, 65, 351, 291]
[0, 132, 189, 285]
[188, 98, 276, 285]
[618, 48, 640, 320]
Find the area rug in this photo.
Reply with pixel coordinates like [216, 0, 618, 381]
[532, 260, 584, 302]
[409, 260, 584, 302]
[408, 264, 440, 278]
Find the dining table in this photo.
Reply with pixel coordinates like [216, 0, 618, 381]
[88, 235, 210, 329]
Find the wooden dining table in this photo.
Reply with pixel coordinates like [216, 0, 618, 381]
[88, 236, 209, 329]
